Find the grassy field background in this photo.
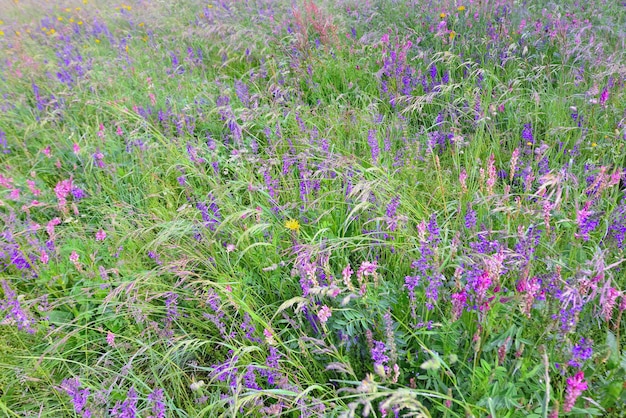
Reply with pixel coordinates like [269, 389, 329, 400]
[1, 0, 625, 416]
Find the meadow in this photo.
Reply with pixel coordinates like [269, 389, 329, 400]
[1, 0, 625, 416]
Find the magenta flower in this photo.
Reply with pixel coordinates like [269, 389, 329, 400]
[563, 371, 588, 412]
[40, 250, 49, 265]
[70, 251, 80, 263]
[95, 229, 107, 241]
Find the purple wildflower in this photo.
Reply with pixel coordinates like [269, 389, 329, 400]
[367, 130, 379, 163]
[60, 377, 91, 418]
[568, 338, 593, 368]
[1, 280, 36, 333]
[522, 123, 534, 144]
[164, 292, 179, 324]
[147, 388, 166, 418]
[371, 340, 389, 376]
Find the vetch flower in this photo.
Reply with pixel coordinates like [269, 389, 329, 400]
[60, 377, 91, 418]
[317, 305, 332, 324]
[95, 229, 106, 241]
[563, 371, 587, 412]
[147, 388, 166, 418]
[106, 331, 116, 347]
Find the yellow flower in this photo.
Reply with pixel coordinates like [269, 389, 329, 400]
[285, 219, 300, 232]
[70, 18, 75, 23]
[457, 5, 465, 11]
[440, 12, 446, 19]
[449, 30, 456, 40]
[58, 17, 63, 21]
[95, 38, 100, 43]
[78, 21, 83, 25]
[591, 142, 597, 147]
[49, 28, 56, 35]
[15, 30, 20, 36]
[526, 142, 532, 146]
[0, 30, 4, 36]
[138, 22, 145, 27]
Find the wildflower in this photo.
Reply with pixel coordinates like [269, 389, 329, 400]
[449, 30, 456, 40]
[70, 251, 80, 263]
[440, 12, 446, 19]
[568, 338, 593, 368]
[522, 123, 534, 144]
[318, 305, 332, 324]
[147, 388, 166, 418]
[106, 331, 116, 347]
[1, 280, 36, 333]
[285, 219, 300, 232]
[367, 129, 379, 163]
[371, 340, 390, 377]
[263, 328, 275, 345]
[601, 287, 620, 321]
[60, 377, 91, 418]
[95, 229, 106, 241]
[563, 371, 587, 412]
[457, 5, 465, 11]
[112, 387, 137, 418]
[599, 88, 609, 107]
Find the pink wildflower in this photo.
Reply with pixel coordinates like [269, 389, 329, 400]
[43, 146, 51, 157]
[486, 154, 496, 195]
[563, 371, 587, 412]
[69, 251, 79, 263]
[40, 250, 49, 265]
[106, 331, 116, 347]
[27, 180, 41, 196]
[95, 229, 107, 241]
[54, 178, 73, 209]
[0, 174, 13, 188]
[459, 168, 467, 192]
[342, 263, 355, 291]
[9, 188, 19, 200]
[263, 328, 275, 345]
[46, 218, 61, 237]
[601, 287, 619, 322]
[73, 143, 80, 154]
[318, 305, 332, 324]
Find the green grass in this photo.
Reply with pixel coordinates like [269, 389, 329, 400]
[1, 0, 625, 416]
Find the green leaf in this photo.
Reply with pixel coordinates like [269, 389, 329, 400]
[47, 310, 73, 325]
[606, 331, 620, 370]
